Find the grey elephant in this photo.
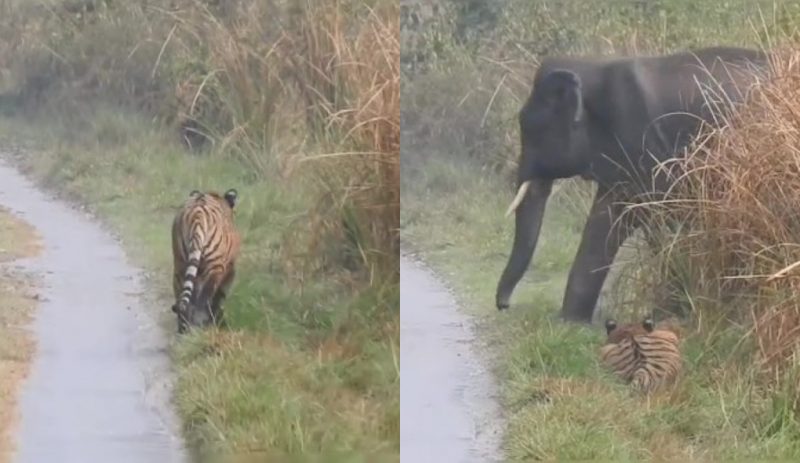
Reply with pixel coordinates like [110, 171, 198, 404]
[496, 46, 768, 323]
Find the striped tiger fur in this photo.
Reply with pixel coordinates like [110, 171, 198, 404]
[599, 317, 681, 394]
[171, 188, 241, 333]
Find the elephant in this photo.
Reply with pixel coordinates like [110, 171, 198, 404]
[495, 46, 768, 323]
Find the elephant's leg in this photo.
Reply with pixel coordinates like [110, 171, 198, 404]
[560, 187, 637, 322]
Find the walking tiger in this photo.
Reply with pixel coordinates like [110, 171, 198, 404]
[171, 188, 241, 333]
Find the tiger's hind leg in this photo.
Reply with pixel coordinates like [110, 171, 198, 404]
[210, 267, 236, 328]
[210, 292, 229, 329]
[172, 270, 189, 332]
[207, 289, 227, 328]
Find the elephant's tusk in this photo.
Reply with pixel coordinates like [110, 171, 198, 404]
[505, 180, 531, 218]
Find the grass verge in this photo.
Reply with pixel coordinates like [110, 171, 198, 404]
[401, 147, 800, 462]
[0, 109, 398, 461]
[0, 0, 398, 459]
[0, 206, 41, 463]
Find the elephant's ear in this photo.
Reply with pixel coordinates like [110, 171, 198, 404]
[539, 69, 584, 123]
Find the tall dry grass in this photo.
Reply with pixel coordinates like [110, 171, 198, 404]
[628, 46, 800, 386]
[0, 1, 400, 452]
[282, 1, 400, 283]
[173, 0, 399, 283]
[0, 0, 399, 286]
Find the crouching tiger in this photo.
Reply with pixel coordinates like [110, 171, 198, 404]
[599, 317, 682, 394]
[171, 188, 241, 333]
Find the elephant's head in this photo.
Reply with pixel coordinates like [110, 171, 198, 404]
[506, 69, 591, 216]
[496, 69, 592, 310]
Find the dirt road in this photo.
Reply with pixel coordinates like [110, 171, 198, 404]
[0, 159, 188, 463]
[400, 254, 504, 462]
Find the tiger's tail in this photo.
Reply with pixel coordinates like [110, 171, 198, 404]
[175, 229, 205, 315]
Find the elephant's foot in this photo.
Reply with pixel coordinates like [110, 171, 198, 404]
[560, 308, 594, 324]
[495, 292, 511, 311]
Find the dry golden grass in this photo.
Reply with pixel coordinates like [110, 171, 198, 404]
[633, 46, 800, 392]
[0, 0, 399, 285]
[171, 0, 400, 284]
[0, 0, 400, 455]
[0, 207, 41, 463]
[294, 1, 400, 281]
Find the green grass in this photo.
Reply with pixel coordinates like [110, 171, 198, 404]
[402, 0, 800, 459]
[0, 108, 399, 461]
[0, 0, 397, 460]
[401, 155, 800, 461]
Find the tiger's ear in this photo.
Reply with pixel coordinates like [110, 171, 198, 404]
[605, 319, 617, 335]
[224, 188, 238, 209]
[642, 317, 654, 332]
[189, 190, 202, 198]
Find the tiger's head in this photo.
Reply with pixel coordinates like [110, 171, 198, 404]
[600, 316, 683, 392]
[604, 317, 656, 344]
[187, 188, 238, 209]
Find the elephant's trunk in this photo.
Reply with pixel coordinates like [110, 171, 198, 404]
[496, 179, 553, 310]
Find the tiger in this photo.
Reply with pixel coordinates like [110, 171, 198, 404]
[171, 188, 241, 333]
[599, 317, 682, 394]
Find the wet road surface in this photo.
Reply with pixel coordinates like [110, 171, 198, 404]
[400, 254, 504, 463]
[0, 160, 188, 463]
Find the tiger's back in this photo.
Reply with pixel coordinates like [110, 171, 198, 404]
[599, 318, 682, 394]
[171, 189, 241, 331]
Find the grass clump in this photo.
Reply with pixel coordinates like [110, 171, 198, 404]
[0, 0, 398, 460]
[1, 0, 399, 280]
[632, 46, 800, 402]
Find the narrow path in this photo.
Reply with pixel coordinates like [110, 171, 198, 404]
[0, 160, 188, 463]
[400, 254, 504, 463]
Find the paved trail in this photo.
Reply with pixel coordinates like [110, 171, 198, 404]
[0, 159, 188, 463]
[400, 254, 504, 463]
